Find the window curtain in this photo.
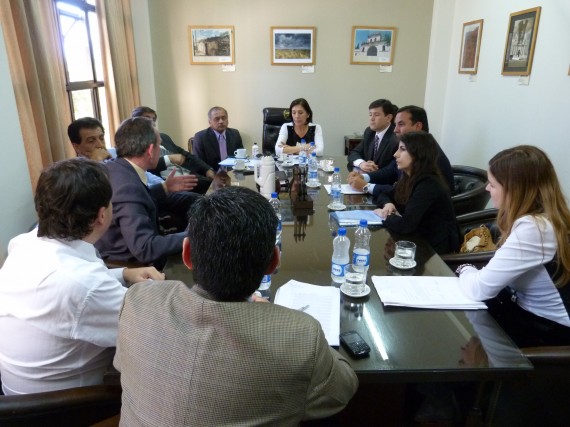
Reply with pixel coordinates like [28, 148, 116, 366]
[97, 0, 140, 135]
[0, 0, 74, 191]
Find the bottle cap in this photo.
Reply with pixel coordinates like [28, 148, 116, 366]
[338, 227, 346, 236]
[360, 219, 368, 227]
[310, 141, 315, 146]
[311, 152, 316, 157]
[334, 167, 340, 173]
[271, 192, 278, 198]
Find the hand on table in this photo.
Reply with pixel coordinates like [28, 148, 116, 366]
[123, 267, 165, 283]
[374, 203, 397, 219]
[358, 161, 378, 173]
[165, 169, 198, 192]
[347, 171, 366, 192]
[251, 294, 270, 303]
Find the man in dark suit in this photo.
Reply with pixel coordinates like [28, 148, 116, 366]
[131, 106, 216, 194]
[114, 186, 358, 425]
[347, 98, 399, 173]
[348, 105, 455, 196]
[95, 117, 200, 269]
[193, 106, 244, 170]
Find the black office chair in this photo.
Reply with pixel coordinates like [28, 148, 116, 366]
[441, 208, 499, 271]
[452, 165, 490, 216]
[262, 107, 290, 155]
[0, 385, 122, 427]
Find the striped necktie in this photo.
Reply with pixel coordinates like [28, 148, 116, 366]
[373, 134, 380, 158]
[218, 133, 228, 161]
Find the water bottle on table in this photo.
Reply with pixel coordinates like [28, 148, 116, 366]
[257, 274, 272, 300]
[270, 192, 282, 271]
[352, 219, 371, 274]
[252, 142, 260, 158]
[299, 138, 308, 169]
[308, 152, 319, 186]
[330, 167, 343, 209]
[331, 227, 350, 284]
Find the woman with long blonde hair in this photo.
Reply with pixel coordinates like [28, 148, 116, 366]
[458, 145, 570, 347]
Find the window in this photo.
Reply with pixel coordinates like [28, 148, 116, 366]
[55, 0, 110, 138]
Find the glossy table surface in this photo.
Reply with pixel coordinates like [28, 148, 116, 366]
[164, 158, 532, 383]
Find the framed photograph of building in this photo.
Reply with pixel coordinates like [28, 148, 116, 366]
[270, 27, 316, 65]
[458, 19, 484, 74]
[502, 7, 541, 76]
[189, 26, 235, 65]
[351, 26, 397, 65]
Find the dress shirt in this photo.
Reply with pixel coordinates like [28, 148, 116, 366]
[353, 125, 390, 168]
[125, 158, 168, 193]
[0, 230, 127, 395]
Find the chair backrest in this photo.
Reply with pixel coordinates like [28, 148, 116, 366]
[0, 385, 121, 427]
[262, 107, 290, 155]
[451, 165, 491, 216]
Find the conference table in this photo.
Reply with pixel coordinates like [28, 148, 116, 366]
[158, 157, 533, 424]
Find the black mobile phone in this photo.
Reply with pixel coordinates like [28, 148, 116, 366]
[340, 330, 371, 358]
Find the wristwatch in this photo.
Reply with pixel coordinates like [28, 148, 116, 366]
[362, 184, 370, 193]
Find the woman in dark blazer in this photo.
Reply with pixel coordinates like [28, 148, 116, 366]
[374, 131, 459, 254]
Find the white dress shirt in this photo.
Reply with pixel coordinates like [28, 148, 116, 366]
[0, 229, 127, 395]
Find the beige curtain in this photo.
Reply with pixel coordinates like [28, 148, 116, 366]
[0, 0, 74, 191]
[97, 0, 140, 136]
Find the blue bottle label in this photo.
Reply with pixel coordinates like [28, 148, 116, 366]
[352, 253, 370, 267]
[331, 262, 347, 277]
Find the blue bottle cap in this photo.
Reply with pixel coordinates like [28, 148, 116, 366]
[271, 192, 278, 198]
[360, 219, 368, 227]
[334, 167, 340, 173]
[338, 227, 346, 236]
[311, 152, 316, 157]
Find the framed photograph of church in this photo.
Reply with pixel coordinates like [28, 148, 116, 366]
[189, 26, 235, 65]
[502, 7, 541, 76]
[270, 27, 316, 65]
[351, 26, 397, 65]
[458, 19, 484, 74]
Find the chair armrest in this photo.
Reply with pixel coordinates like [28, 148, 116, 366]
[520, 346, 570, 365]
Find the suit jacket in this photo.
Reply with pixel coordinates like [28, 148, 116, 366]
[115, 281, 358, 426]
[346, 124, 398, 171]
[94, 158, 186, 268]
[376, 174, 460, 254]
[193, 127, 243, 170]
[149, 132, 213, 177]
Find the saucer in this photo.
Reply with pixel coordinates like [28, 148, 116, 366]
[282, 162, 295, 168]
[389, 257, 417, 270]
[233, 167, 247, 172]
[305, 182, 321, 188]
[340, 284, 371, 298]
[327, 203, 347, 211]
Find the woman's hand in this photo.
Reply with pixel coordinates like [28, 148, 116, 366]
[374, 203, 397, 219]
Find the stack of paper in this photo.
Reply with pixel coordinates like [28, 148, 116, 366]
[372, 276, 486, 309]
[274, 280, 340, 346]
[331, 210, 383, 226]
[324, 184, 365, 195]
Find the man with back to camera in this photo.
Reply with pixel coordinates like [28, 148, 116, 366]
[114, 186, 358, 426]
[0, 158, 164, 395]
[348, 105, 455, 196]
[346, 98, 399, 173]
[95, 117, 200, 269]
[131, 106, 217, 194]
[193, 106, 244, 171]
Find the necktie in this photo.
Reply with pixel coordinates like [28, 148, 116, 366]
[373, 134, 380, 158]
[218, 133, 227, 161]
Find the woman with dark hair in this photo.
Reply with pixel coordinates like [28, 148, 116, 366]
[373, 131, 459, 254]
[275, 98, 324, 156]
[457, 145, 570, 347]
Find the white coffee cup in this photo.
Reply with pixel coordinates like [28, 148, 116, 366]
[234, 148, 247, 158]
[394, 241, 416, 268]
[234, 159, 245, 170]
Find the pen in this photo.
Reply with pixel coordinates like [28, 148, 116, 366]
[298, 305, 310, 312]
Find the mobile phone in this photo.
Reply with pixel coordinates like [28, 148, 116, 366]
[340, 330, 370, 358]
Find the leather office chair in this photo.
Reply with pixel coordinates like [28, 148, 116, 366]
[451, 165, 490, 216]
[441, 208, 499, 271]
[0, 385, 121, 427]
[262, 107, 290, 155]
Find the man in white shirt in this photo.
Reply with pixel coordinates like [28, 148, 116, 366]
[0, 158, 163, 395]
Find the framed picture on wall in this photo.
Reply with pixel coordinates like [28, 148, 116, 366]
[458, 19, 484, 74]
[270, 27, 316, 65]
[351, 26, 397, 65]
[189, 26, 235, 65]
[501, 7, 541, 76]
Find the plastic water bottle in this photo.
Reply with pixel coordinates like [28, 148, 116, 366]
[269, 192, 281, 221]
[309, 141, 316, 154]
[257, 274, 271, 300]
[330, 167, 342, 208]
[352, 219, 371, 274]
[331, 227, 350, 283]
[308, 152, 319, 185]
[252, 142, 259, 158]
[299, 138, 308, 168]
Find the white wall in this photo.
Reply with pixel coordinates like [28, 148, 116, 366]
[135, 0, 434, 156]
[0, 24, 35, 266]
[427, 0, 570, 195]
